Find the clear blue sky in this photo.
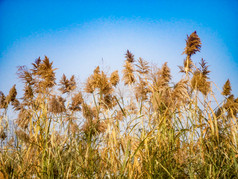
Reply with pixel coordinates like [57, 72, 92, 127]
[0, 0, 238, 97]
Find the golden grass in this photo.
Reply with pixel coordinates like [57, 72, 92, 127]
[0, 31, 238, 178]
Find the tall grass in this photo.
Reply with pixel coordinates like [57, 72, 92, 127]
[0, 31, 238, 178]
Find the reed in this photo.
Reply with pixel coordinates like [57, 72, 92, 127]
[0, 32, 237, 178]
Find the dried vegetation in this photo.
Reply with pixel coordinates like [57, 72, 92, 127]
[0, 32, 238, 178]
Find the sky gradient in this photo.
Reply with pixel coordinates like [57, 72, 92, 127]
[0, 0, 238, 98]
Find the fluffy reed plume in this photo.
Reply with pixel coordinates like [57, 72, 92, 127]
[70, 92, 83, 111]
[181, 31, 201, 74]
[23, 84, 34, 101]
[101, 94, 116, 109]
[110, 70, 119, 86]
[172, 79, 189, 107]
[85, 75, 95, 93]
[85, 66, 112, 95]
[0, 91, 7, 109]
[122, 61, 135, 85]
[200, 58, 210, 79]
[5, 85, 17, 105]
[125, 50, 135, 63]
[135, 77, 149, 101]
[150, 63, 173, 114]
[34, 56, 56, 88]
[191, 71, 210, 95]
[31, 57, 41, 74]
[160, 62, 171, 86]
[49, 95, 66, 114]
[99, 71, 112, 95]
[152, 62, 171, 90]
[190, 59, 210, 95]
[17, 66, 35, 85]
[82, 103, 94, 120]
[136, 57, 150, 75]
[12, 99, 21, 111]
[16, 108, 31, 129]
[223, 95, 238, 118]
[183, 31, 201, 57]
[91, 66, 101, 89]
[59, 74, 76, 93]
[222, 79, 232, 96]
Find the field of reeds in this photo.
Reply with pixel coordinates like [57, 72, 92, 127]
[0, 31, 238, 178]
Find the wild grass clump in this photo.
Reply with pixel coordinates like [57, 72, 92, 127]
[0, 31, 238, 178]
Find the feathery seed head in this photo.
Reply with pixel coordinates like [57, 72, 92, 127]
[122, 61, 135, 85]
[191, 71, 210, 95]
[70, 92, 83, 111]
[136, 57, 150, 75]
[0, 91, 7, 109]
[5, 85, 17, 105]
[59, 74, 76, 93]
[222, 79, 232, 96]
[110, 70, 120, 86]
[125, 50, 135, 63]
[48, 95, 66, 114]
[183, 31, 201, 57]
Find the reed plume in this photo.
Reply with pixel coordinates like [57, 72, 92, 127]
[222, 79, 232, 96]
[85, 75, 95, 93]
[70, 92, 83, 111]
[181, 31, 202, 74]
[34, 56, 56, 88]
[0, 91, 7, 109]
[135, 77, 149, 101]
[59, 74, 76, 93]
[23, 84, 34, 101]
[172, 79, 189, 108]
[125, 50, 135, 63]
[123, 61, 135, 85]
[136, 57, 150, 75]
[16, 108, 31, 129]
[17, 66, 35, 85]
[110, 70, 119, 86]
[5, 85, 17, 105]
[48, 95, 66, 114]
[12, 99, 21, 111]
[200, 58, 210, 79]
[183, 31, 201, 57]
[191, 71, 210, 95]
[82, 103, 94, 120]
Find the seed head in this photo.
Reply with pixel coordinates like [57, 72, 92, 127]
[191, 71, 210, 95]
[122, 61, 135, 85]
[70, 92, 83, 111]
[48, 95, 66, 114]
[183, 31, 201, 57]
[125, 50, 134, 63]
[110, 70, 120, 86]
[222, 79, 232, 96]
[5, 85, 17, 105]
[136, 57, 150, 75]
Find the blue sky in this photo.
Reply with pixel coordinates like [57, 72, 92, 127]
[0, 0, 238, 98]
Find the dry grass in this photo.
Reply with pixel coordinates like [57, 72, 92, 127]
[0, 31, 238, 178]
